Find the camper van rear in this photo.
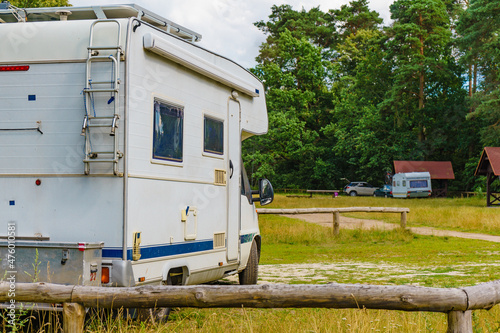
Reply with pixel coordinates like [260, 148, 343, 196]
[392, 172, 432, 198]
[0, 4, 273, 294]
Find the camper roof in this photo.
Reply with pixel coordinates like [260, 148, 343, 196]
[0, 3, 201, 42]
[397, 172, 431, 179]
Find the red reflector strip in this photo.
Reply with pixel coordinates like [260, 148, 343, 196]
[0, 65, 30, 72]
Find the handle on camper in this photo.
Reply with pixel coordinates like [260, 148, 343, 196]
[229, 160, 234, 179]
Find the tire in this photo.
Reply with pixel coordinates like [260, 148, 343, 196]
[349, 191, 357, 197]
[137, 275, 173, 323]
[239, 240, 259, 285]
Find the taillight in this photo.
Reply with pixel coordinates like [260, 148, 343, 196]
[0, 65, 30, 72]
[101, 267, 110, 284]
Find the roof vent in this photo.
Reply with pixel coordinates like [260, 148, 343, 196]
[55, 9, 72, 21]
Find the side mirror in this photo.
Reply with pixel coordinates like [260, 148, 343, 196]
[252, 178, 274, 206]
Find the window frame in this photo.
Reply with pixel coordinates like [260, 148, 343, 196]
[202, 113, 225, 159]
[151, 98, 185, 166]
[410, 180, 428, 188]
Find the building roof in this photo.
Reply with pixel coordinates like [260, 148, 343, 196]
[474, 147, 500, 176]
[393, 161, 455, 180]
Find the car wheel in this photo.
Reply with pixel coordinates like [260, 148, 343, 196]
[239, 240, 259, 285]
[349, 191, 357, 197]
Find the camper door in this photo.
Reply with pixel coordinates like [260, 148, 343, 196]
[226, 98, 241, 261]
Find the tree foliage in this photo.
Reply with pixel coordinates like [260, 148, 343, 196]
[245, 0, 493, 191]
[457, 0, 500, 147]
[9, 0, 70, 7]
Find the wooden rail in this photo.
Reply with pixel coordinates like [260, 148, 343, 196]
[286, 190, 341, 198]
[257, 207, 409, 235]
[1, 281, 500, 332]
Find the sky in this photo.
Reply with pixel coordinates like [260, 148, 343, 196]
[70, 0, 395, 69]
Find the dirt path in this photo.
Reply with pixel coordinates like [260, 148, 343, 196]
[281, 213, 500, 243]
[222, 213, 500, 285]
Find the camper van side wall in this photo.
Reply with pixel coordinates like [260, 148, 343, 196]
[392, 172, 432, 198]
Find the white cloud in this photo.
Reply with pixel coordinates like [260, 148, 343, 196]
[69, 0, 394, 69]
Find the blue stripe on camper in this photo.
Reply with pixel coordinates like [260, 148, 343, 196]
[103, 233, 257, 260]
[103, 239, 213, 260]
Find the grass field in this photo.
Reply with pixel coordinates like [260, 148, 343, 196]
[11, 195, 500, 332]
[267, 194, 500, 234]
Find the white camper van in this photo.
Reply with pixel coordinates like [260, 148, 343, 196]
[392, 172, 432, 198]
[0, 4, 273, 291]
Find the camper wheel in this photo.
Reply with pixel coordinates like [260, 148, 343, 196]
[136, 272, 179, 322]
[239, 239, 259, 285]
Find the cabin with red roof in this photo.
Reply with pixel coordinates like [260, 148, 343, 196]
[393, 161, 455, 197]
[474, 147, 500, 207]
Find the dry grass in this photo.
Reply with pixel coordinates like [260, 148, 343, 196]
[7, 195, 500, 332]
[264, 194, 500, 234]
[80, 306, 500, 332]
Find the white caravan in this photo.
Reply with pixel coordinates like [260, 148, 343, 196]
[392, 172, 432, 198]
[0, 4, 273, 292]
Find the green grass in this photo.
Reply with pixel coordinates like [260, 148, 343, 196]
[258, 214, 500, 287]
[11, 195, 500, 332]
[154, 196, 500, 333]
[264, 194, 500, 234]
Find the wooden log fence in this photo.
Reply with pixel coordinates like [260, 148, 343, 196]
[1, 281, 500, 332]
[257, 207, 409, 235]
[286, 189, 341, 198]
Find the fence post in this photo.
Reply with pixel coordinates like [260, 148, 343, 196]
[400, 211, 407, 229]
[333, 211, 340, 236]
[446, 310, 472, 333]
[63, 302, 85, 333]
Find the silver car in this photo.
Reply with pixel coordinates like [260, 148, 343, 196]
[344, 182, 378, 196]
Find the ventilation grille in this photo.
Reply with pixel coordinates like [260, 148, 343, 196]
[214, 169, 226, 185]
[213, 232, 226, 249]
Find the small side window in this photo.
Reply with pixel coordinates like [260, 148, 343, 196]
[402, 180, 406, 187]
[204, 116, 223, 155]
[153, 100, 184, 162]
[241, 160, 253, 204]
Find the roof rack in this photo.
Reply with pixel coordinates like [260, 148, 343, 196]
[0, 3, 202, 42]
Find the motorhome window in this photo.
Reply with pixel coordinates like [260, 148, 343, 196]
[204, 116, 223, 155]
[241, 160, 253, 204]
[402, 180, 406, 187]
[410, 180, 428, 188]
[153, 100, 184, 162]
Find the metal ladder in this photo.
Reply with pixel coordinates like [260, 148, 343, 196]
[81, 20, 123, 176]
